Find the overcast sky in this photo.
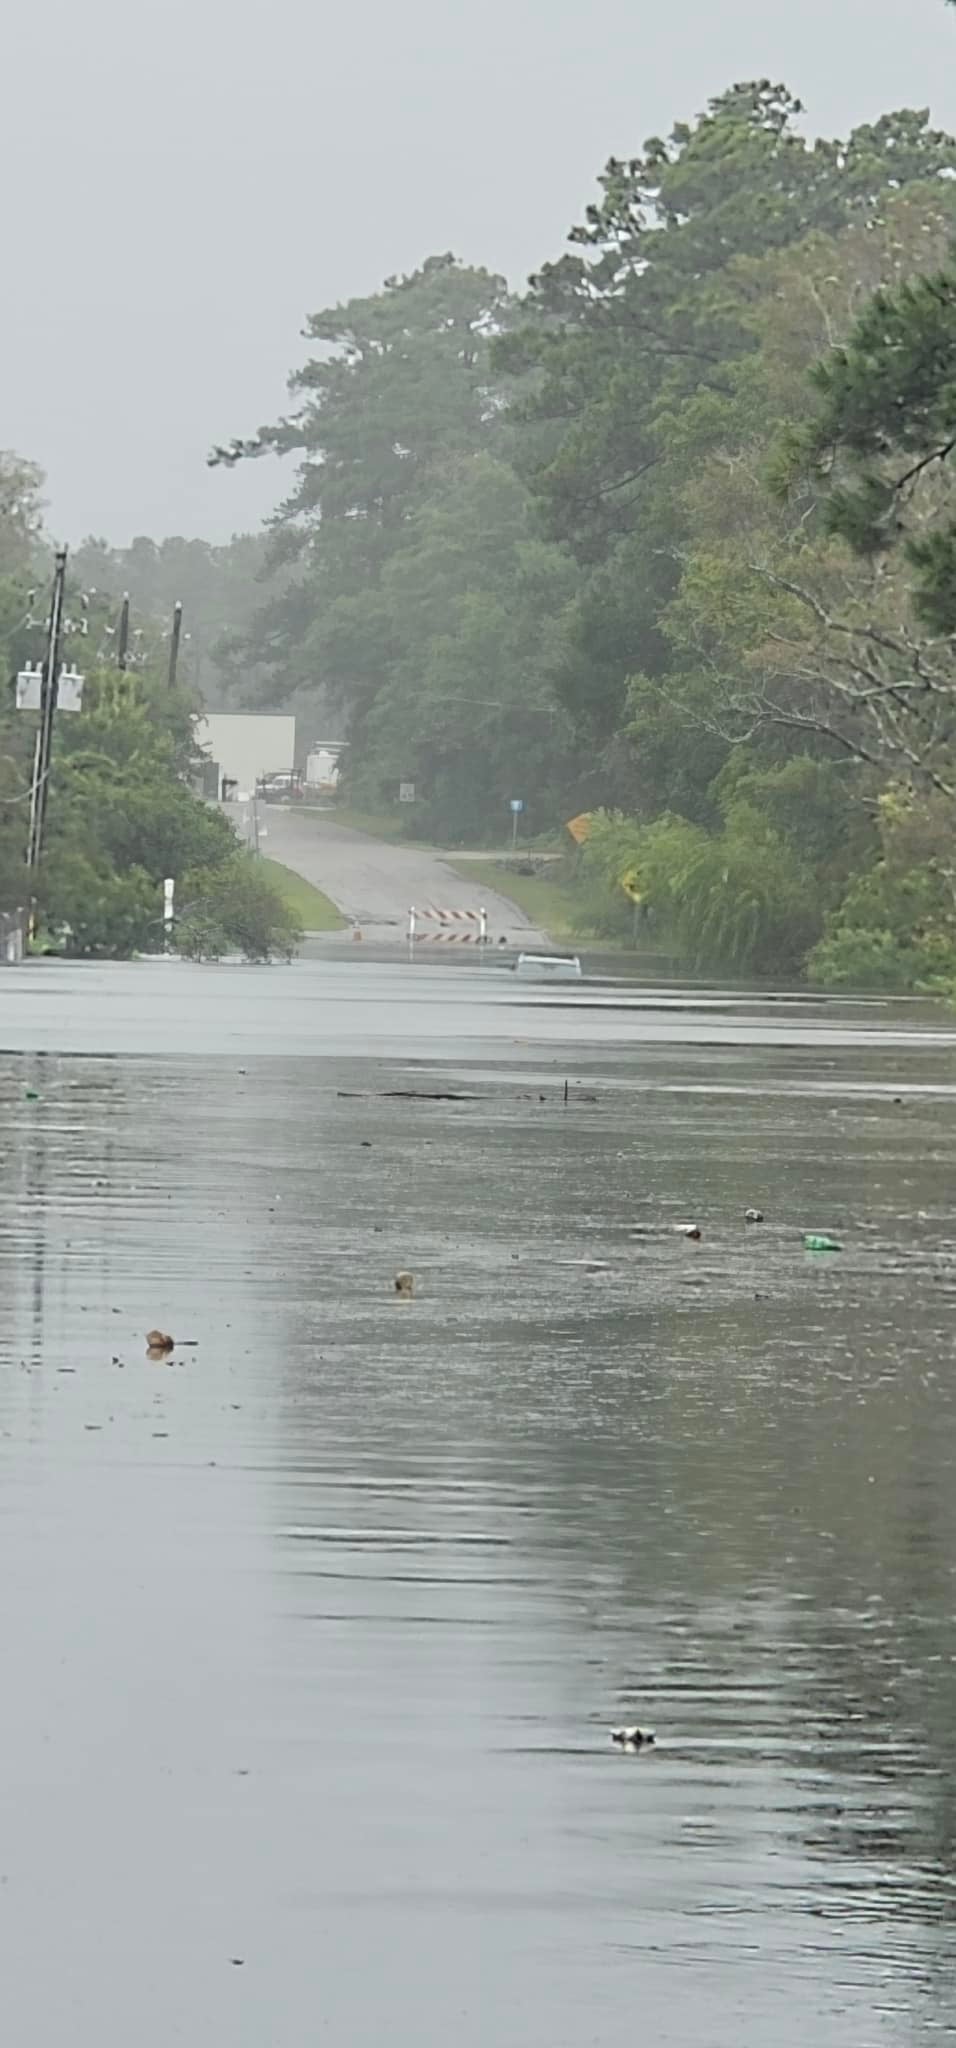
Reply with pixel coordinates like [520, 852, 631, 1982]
[6, 0, 955, 547]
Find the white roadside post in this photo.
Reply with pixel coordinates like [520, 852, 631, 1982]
[479, 904, 487, 969]
[163, 878, 175, 955]
[408, 904, 416, 959]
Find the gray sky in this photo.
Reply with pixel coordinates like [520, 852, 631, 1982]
[6, 0, 955, 546]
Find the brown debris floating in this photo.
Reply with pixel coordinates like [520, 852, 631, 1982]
[394, 1271, 415, 1298]
[146, 1329, 175, 1355]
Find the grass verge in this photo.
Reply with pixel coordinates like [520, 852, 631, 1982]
[259, 859, 345, 932]
[445, 857, 667, 957]
[300, 804, 440, 849]
[445, 859, 581, 941]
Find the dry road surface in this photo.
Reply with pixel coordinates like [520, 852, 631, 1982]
[243, 805, 552, 947]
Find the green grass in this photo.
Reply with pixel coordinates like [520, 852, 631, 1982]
[445, 856, 668, 955]
[300, 804, 440, 849]
[260, 859, 345, 932]
[445, 858, 581, 940]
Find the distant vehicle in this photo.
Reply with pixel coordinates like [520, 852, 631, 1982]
[515, 952, 582, 980]
[256, 771, 303, 801]
[305, 743, 346, 794]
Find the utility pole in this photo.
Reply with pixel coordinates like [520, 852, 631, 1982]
[117, 592, 130, 670]
[26, 545, 68, 873]
[167, 600, 183, 689]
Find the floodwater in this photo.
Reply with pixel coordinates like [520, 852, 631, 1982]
[2, 958, 956, 2045]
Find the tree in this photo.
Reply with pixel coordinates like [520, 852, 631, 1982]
[351, 454, 578, 838]
[0, 451, 45, 582]
[218, 256, 518, 721]
[635, 188, 956, 809]
[501, 86, 953, 555]
[797, 268, 956, 634]
[496, 86, 956, 794]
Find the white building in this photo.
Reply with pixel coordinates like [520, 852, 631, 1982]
[195, 713, 295, 798]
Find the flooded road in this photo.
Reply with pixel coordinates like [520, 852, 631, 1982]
[3, 959, 956, 2044]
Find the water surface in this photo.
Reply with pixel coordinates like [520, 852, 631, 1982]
[2, 960, 955, 2044]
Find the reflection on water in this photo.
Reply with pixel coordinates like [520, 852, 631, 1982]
[1, 975, 956, 2044]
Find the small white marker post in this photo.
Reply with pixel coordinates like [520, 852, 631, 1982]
[163, 877, 175, 956]
[479, 904, 487, 969]
[408, 904, 416, 959]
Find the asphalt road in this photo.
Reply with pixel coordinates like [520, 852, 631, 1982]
[239, 805, 550, 946]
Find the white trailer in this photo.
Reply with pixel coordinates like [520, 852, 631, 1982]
[305, 741, 347, 793]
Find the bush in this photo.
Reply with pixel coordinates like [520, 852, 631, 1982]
[175, 911, 231, 962]
[40, 852, 159, 957]
[177, 854, 302, 962]
[808, 794, 956, 993]
[579, 803, 820, 974]
[807, 925, 918, 991]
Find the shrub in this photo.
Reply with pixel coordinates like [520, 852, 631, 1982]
[177, 854, 302, 962]
[579, 803, 820, 974]
[40, 852, 159, 957]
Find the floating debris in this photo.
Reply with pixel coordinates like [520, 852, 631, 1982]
[336, 1089, 477, 1102]
[146, 1329, 175, 1354]
[610, 1726, 655, 1750]
[674, 1223, 702, 1242]
[394, 1271, 415, 1298]
[744, 1208, 764, 1224]
[804, 1233, 842, 1253]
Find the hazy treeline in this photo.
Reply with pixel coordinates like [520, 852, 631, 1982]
[70, 533, 269, 706]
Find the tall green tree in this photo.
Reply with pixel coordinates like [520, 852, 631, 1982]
[219, 255, 540, 794]
[498, 85, 956, 773]
[797, 267, 956, 635]
[502, 86, 952, 551]
[355, 453, 577, 837]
